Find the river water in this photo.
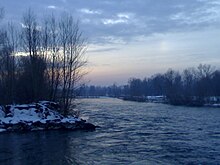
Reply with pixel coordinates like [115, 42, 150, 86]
[0, 98, 220, 165]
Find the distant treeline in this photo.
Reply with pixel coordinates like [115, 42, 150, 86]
[0, 8, 86, 114]
[78, 64, 220, 106]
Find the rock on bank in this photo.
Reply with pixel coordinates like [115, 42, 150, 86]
[0, 101, 96, 132]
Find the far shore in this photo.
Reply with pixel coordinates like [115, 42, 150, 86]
[76, 95, 220, 108]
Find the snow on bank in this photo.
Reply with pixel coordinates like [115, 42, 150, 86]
[0, 101, 96, 132]
[0, 128, 6, 132]
[0, 101, 80, 124]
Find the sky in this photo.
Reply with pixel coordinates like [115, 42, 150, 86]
[1, 0, 220, 85]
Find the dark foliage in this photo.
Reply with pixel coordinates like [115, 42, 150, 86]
[0, 9, 86, 115]
[78, 65, 220, 106]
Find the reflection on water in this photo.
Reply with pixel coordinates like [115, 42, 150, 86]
[0, 98, 220, 164]
[0, 131, 83, 165]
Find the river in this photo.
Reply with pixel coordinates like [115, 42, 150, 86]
[0, 98, 220, 165]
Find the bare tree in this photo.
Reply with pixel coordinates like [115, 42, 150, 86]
[0, 31, 11, 103]
[182, 67, 196, 97]
[163, 69, 182, 104]
[0, 8, 88, 110]
[20, 9, 48, 102]
[40, 14, 62, 102]
[7, 22, 19, 103]
[212, 70, 220, 96]
[195, 64, 215, 97]
[128, 78, 143, 97]
[58, 13, 87, 114]
[0, 9, 18, 104]
[197, 64, 214, 80]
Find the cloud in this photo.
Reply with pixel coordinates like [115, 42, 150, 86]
[170, 2, 220, 25]
[98, 36, 127, 45]
[66, 0, 220, 44]
[79, 8, 102, 14]
[88, 47, 120, 53]
[101, 12, 134, 25]
[102, 18, 128, 25]
[4, 0, 220, 45]
[117, 13, 131, 19]
[47, 5, 57, 9]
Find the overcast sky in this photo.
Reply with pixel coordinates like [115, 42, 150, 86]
[1, 0, 220, 85]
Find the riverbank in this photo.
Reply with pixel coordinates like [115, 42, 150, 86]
[120, 96, 220, 108]
[0, 101, 96, 132]
[121, 96, 167, 103]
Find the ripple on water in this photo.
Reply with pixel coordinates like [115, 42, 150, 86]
[0, 98, 220, 165]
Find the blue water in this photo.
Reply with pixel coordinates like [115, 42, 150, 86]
[0, 98, 220, 164]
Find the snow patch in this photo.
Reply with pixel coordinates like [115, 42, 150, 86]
[0, 128, 6, 132]
[0, 102, 79, 125]
[0, 101, 96, 132]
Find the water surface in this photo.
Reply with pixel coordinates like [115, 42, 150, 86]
[0, 98, 220, 164]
